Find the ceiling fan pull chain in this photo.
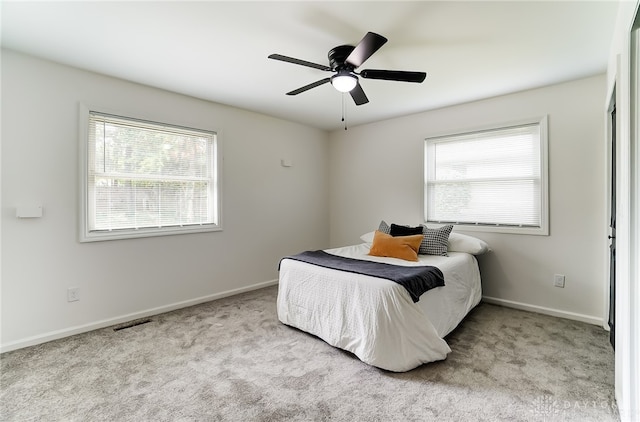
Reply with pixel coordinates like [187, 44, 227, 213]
[342, 94, 348, 130]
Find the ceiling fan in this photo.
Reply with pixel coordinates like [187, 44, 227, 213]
[268, 32, 426, 106]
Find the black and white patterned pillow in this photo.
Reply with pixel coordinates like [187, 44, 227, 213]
[378, 220, 391, 234]
[419, 225, 453, 256]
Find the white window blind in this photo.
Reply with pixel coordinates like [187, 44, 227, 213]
[425, 117, 548, 234]
[82, 110, 220, 241]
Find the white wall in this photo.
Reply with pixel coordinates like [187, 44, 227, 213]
[0, 49, 330, 351]
[329, 75, 607, 324]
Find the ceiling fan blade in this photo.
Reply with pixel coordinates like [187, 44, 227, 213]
[286, 78, 331, 96]
[345, 32, 388, 68]
[268, 54, 331, 71]
[360, 69, 426, 83]
[349, 82, 369, 106]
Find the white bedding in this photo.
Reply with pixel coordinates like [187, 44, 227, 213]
[277, 243, 482, 372]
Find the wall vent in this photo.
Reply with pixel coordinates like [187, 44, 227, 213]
[112, 318, 152, 331]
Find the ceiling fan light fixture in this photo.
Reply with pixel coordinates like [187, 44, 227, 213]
[331, 72, 357, 93]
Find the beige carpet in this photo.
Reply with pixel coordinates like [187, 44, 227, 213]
[1, 285, 618, 421]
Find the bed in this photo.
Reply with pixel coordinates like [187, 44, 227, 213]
[277, 230, 486, 372]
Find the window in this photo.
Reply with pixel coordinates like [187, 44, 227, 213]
[424, 116, 548, 235]
[79, 107, 222, 241]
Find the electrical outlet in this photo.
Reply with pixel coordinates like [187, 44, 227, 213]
[553, 274, 565, 288]
[67, 287, 80, 302]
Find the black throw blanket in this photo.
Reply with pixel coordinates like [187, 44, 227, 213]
[280, 250, 444, 302]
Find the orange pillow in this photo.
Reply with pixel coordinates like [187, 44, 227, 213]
[368, 230, 423, 262]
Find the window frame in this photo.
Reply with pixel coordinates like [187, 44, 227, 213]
[423, 116, 549, 236]
[78, 103, 223, 242]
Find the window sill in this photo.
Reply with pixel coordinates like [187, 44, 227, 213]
[79, 224, 222, 242]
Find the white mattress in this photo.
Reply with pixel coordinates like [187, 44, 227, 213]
[277, 243, 482, 372]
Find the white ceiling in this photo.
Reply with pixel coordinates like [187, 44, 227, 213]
[1, 1, 621, 131]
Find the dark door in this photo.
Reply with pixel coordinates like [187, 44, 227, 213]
[608, 105, 616, 349]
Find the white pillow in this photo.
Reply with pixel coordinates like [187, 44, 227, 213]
[360, 231, 375, 245]
[448, 232, 490, 255]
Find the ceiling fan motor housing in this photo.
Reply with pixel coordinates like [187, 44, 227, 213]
[328, 45, 356, 71]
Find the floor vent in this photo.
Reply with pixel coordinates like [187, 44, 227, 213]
[113, 318, 152, 331]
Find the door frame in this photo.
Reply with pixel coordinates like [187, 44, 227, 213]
[608, 6, 640, 419]
[605, 88, 616, 333]
[628, 19, 639, 422]
[605, 90, 616, 345]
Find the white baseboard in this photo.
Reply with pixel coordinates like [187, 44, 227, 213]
[1, 279, 279, 354]
[482, 296, 604, 326]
